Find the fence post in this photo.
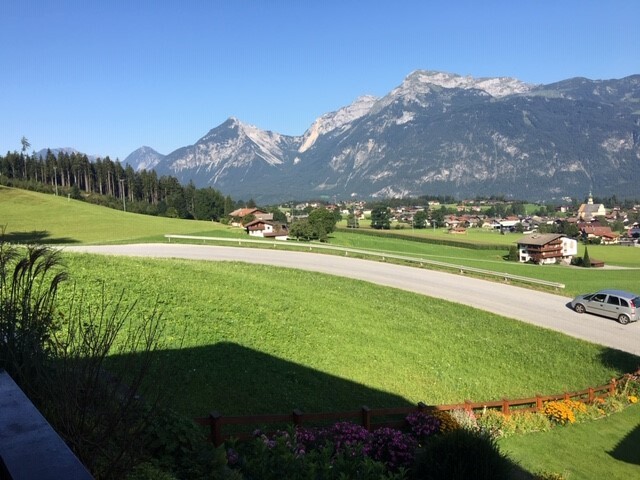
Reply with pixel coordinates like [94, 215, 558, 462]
[464, 400, 473, 413]
[588, 387, 595, 403]
[293, 409, 303, 427]
[209, 411, 223, 447]
[535, 394, 542, 411]
[417, 402, 427, 412]
[609, 378, 617, 396]
[361, 406, 371, 431]
[501, 398, 510, 416]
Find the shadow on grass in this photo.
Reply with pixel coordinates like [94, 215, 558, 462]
[598, 348, 640, 375]
[107, 341, 547, 477]
[1, 230, 79, 244]
[108, 341, 414, 418]
[608, 423, 640, 465]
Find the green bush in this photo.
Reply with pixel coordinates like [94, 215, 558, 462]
[411, 429, 515, 480]
[476, 409, 514, 438]
[510, 411, 552, 434]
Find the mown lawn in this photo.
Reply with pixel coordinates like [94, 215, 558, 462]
[58, 253, 639, 419]
[0, 186, 242, 244]
[500, 403, 640, 478]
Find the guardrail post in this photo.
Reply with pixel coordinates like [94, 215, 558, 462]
[209, 411, 223, 447]
[361, 406, 371, 431]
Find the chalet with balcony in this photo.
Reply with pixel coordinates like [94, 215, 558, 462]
[244, 219, 289, 240]
[229, 208, 272, 227]
[516, 233, 578, 265]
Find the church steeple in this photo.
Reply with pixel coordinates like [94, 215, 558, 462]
[587, 191, 593, 205]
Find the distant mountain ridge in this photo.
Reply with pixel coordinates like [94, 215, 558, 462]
[124, 70, 640, 203]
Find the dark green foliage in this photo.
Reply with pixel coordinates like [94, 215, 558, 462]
[411, 429, 514, 480]
[0, 150, 233, 222]
[289, 208, 339, 241]
[583, 247, 591, 268]
[0, 239, 68, 387]
[508, 245, 519, 262]
[371, 206, 392, 230]
[413, 210, 428, 229]
[233, 433, 404, 480]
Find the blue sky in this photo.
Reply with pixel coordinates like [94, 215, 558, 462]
[1, 1, 638, 161]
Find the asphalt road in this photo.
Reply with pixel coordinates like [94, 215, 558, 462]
[63, 243, 640, 356]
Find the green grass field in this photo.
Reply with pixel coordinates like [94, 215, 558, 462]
[4, 186, 640, 476]
[499, 402, 640, 478]
[0, 186, 243, 244]
[57, 253, 640, 419]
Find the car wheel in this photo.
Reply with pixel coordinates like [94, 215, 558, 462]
[618, 314, 630, 325]
[574, 304, 586, 314]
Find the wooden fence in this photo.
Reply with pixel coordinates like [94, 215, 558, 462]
[195, 373, 637, 447]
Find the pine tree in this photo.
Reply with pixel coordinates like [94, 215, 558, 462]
[583, 246, 591, 268]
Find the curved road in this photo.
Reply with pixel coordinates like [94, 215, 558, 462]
[64, 243, 640, 356]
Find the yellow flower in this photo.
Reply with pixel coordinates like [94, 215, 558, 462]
[628, 395, 638, 404]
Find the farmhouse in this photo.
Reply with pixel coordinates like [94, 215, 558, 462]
[244, 219, 289, 240]
[229, 208, 272, 227]
[516, 233, 578, 265]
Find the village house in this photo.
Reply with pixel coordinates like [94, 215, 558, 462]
[516, 233, 578, 265]
[228, 208, 272, 227]
[579, 223, 620, 245]
[244, 219, 289, 240]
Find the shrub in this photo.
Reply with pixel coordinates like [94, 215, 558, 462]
[447, 409, 479, 432]
[411, 429, 515, 480]
[510, 411, 552, 434]
[405, 411, 441, 441]
[234, 428, 402, 480]
[430, 409, 460, 433]
[476, 409, 513, 438]
[368, 427, 417, 471]
[542, 399, 587, 425]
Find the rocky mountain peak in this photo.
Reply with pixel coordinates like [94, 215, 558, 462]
[299, 95, 378, 153]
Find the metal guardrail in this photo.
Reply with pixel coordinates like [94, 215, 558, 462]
[164, 235, 565, 290]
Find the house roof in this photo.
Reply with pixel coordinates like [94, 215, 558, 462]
[581, 225, 619, 239]
[516, 233, 564, 246]
[229, 208, 266, 217]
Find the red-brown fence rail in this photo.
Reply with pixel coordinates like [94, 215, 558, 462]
[195, 373, 636, 447]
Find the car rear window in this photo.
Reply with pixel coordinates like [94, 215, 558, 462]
[632, 297, 640, 308]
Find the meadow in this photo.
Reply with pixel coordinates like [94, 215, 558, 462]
[3, 186, 640, 476]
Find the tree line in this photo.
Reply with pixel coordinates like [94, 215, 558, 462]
[0, 149, 238, 221]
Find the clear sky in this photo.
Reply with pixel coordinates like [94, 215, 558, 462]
[1, 0, 638, 161]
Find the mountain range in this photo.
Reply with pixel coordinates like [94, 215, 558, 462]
[124, 70, 640, 203]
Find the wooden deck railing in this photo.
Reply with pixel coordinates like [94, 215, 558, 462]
[195, 374, 633, 447]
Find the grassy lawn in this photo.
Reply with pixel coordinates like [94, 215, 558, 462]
[500, 403, 640, 478]
[58, 253, 639, 419]
[0, 186, 243, 244]
[5, 186, 640, 476]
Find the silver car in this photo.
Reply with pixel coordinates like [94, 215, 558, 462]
[571, 289, 640, 325]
